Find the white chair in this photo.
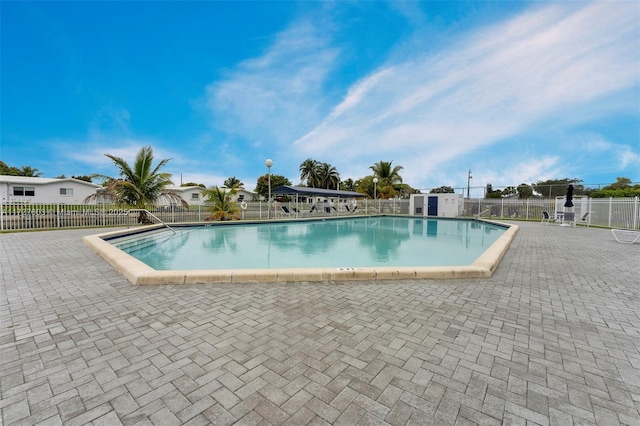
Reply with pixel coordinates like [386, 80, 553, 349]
[541, 211, 554, 225]
[611, 229, 640, 244]
[579, 212, 591, 227]
[561, 212, 575, 227]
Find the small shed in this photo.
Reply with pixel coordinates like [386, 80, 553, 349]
[410, 193, 463, 217]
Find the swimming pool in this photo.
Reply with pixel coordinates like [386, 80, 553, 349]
[83, 216, 518, 284]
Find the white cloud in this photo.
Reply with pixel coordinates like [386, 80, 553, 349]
[580, 135, 640, 173]
[206, 18, 340, 145]
[292, 1, 640, 187]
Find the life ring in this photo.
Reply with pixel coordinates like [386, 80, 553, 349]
[240, 201, 247, 210]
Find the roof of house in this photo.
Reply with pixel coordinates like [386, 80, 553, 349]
[0, 175, 100, 187]
[271, 185, 367, 198]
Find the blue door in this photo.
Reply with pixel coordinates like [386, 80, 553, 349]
[427, 196, 438, 216]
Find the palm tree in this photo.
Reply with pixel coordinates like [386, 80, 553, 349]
[202, 186, 240, 221]
[86, 146, 186, 223]
[316, 163, 340, 190]
[370, 160, 404, 199]
[340, 178, 356, 192]
[370, 161, 403, 185]
[19, 166, 42, 177]
[223, 177, 244, 190]
[299, 158, 319, 187]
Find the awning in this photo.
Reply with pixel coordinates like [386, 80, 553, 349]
[271, 185, 367, 198]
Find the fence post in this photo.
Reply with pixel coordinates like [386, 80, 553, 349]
[634, 196, 639, 230]
[0, 198, 3, 231]
[608, 197, 613, 228]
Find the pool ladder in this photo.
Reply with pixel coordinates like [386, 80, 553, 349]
[127, 209, 176, 234]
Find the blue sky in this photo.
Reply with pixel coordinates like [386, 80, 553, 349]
[2, 1, 639, 196]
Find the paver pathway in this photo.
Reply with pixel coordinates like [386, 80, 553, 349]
[1, 222, 639, 425]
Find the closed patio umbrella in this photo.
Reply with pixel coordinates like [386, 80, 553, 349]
[564, 184, 574, 208]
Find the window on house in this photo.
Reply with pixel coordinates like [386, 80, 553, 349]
[191, 193, 199, 200]
[60, 188, 74, 196]
[13, 186, 35, 196]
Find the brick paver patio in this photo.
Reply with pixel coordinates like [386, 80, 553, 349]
[1, 221, 639, 425]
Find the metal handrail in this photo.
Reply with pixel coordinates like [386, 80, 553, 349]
[128, 209, 176, 234]
[474, 208, 491, 218]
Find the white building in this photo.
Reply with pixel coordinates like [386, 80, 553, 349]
[409, 193, 464, 217]
[0, 176, 101, 204]
[0, 176, 261, 207]
[161, 186, 259, 206]
[165, 186, 206, 206]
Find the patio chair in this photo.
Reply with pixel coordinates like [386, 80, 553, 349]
[541, 211, 554, 225]
[611, 229, 640, 244]
[579, 212, 591, 227]
[280, 206, 293, 217]
[561, 212, 575, 227]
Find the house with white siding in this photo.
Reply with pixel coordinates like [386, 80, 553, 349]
[161, 186, 259, 206]
[0, 176, 101, 204]
[0, 176, 261, 207]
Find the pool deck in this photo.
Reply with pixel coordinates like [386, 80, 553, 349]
[1, 222, 639, 425]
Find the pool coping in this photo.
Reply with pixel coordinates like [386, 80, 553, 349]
[82, 216, 519, 285]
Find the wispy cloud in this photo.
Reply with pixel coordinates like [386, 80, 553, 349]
[206, 18, 340, 146]
[293, 1, 639, 187]
[580, 135, 640, 175]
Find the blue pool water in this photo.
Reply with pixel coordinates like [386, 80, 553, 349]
[111, 217, 507, 270]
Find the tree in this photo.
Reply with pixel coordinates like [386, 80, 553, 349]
[378, 185, 397, 199]
[0, 161, 42, 177]
[370, 161, 403, 188]
[255, 174, 292, 199]
[72, 175, 93, 182]
[485, 183, 502, 199]
[517, 183, 534, 199]
[223, 177, 244, 189]
[431, 186, 455, 194]
[607, 177, 632, 189]
[181, 182, 206, 188]
[588, 177, 640, 198]
[394, 183, 419, 198]
[502, 186, 517, 197]
[202, 186, 239, 221]
[86, 146, 186, 223]
[368, 160, 404, 199]
[533, 178, 583, 198]
[299, 158, 320, 187]
[18, 166, 42, 177]
[340, 178, 357, 192]
[355, 176, 376, 199]
[316, 163, 340, 190]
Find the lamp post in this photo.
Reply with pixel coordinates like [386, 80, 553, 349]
[265, 159, 273, 218]
[466, 169, 472, 199]
[373, 177, 378, 210]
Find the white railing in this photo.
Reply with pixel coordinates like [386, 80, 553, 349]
[1, 197, 638, 231]
[461, 197, 639, 229]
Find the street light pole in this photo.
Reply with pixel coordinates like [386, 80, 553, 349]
[265, 159, 273, 219]
[373, 177, 378, 211]
[467, 169, 472, 198]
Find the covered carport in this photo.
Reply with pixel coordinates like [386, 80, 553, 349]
[271, 185, 368, 216]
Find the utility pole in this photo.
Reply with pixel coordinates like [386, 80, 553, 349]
[467, 169, 472, 198]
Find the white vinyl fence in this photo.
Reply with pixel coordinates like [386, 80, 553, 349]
[461, 197, 639, 229]
[1, 197, 638, 231]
